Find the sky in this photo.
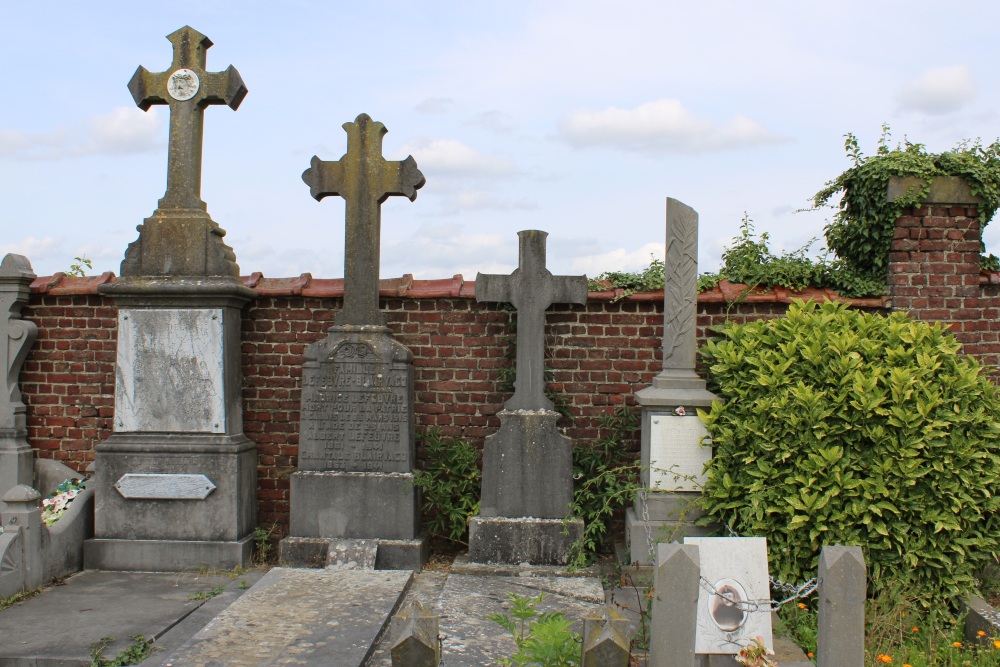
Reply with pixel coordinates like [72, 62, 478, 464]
[2, 1, 1000, 281]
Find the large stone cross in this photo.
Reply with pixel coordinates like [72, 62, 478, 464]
[302, 114, 425, 327]
[476, 230, 587, 412]
[128, 26, 247, 212]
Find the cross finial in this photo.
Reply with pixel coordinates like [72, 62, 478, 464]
[476, 231, 588, 411]
[128, 26, 247, 212]
[302, 113, 425, 327]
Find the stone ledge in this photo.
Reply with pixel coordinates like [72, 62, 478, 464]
[888, 175, 983, 204]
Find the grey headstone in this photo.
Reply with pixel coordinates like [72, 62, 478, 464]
[298, 331, 414, 473]
[86, 29, 257, 573]
[391, 599, 440, 667]
[817, 545, 865, 667]
[0, 255, 37, 510]
[327, 538, 378, 570]
[650, 542, 700, 667]
[302, 113, 425, 327]
[284, 115, 427, 568]
[631, 199, 720, 566]
[582, 606, 630, 667]
[469, 230, 588, 565]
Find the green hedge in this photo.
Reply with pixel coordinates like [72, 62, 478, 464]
[699, 300, 1000, 605]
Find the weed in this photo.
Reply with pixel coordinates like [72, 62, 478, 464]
[89, 634, 158, 667]
[488, 592, 581, 666]
[0, 588, 41, 612]
[187, 584, 226, 601]
[252, 525, 276, 566]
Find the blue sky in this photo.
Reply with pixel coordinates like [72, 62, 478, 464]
[2, 1, 998, 280]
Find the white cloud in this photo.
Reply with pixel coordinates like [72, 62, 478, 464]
[559, 99, 786, 154]
[397, 138, 517, 177]
[383, 223, 517, 278]
[0, 107, 163, 160]
[439, 190, 536, 216]
[568, 241, 665, 278]
[0, 237, 66, 272]
[415, 97, 455, 115]
[898, 65, 976, 115]
[469, 110, 514, 133]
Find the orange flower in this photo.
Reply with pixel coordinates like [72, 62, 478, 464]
[903, 664, 913, 667]
[807, 653, 814, 659]
[979, 630, 987, 637]
[911, 627, 919, 633]
[797, 602, 806, 609]
[994, 640, 1000, 649]
[876, 655, 892, 664]
[953, 641, 963, 648]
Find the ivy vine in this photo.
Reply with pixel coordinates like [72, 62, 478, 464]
[813, 124, 1000, 278]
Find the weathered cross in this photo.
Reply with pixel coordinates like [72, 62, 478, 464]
[128, 26, 247, 212]
[476, 230, 588, 412]
[302, 114, 425, 327]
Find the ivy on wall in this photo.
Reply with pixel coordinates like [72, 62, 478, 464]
[813, 124, 1000, 277]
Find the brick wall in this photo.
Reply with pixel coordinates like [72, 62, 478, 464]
[20, 276, 864, 535]
[887, 176, 1000, 376]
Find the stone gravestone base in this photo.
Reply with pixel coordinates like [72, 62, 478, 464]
[85, 436, 257, 571]
[281, 326, 426, 570]
[469, 410, 582, 565]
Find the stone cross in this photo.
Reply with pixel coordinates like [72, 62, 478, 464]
[128, 26, 247, 212]
[476, 230, 588, 411]
[302, 114, 425, 327]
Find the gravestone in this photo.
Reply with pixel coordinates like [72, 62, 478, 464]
[469, 230, 588, 565]
[86, 26, 257, 571]
[280, 113, 427, 570]
[0, 255, 38, 512]
[626, 198, 718, 565]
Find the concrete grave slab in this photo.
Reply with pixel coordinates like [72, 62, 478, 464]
[0, 569, 257, 667]
[154, 567, 412, 667]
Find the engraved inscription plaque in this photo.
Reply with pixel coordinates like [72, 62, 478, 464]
[648, 413, 712, 491]
[115, 308, 226, 433]
[114, 473, 217, 500]
[298, 340, 412, 473]
[167, 68, 200, 101]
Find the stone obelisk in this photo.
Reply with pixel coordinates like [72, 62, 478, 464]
[625, 198, 719, 565]
[85, 27, 257, 571]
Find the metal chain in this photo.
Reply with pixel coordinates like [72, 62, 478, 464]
[697, 574, 819, 614]
[639, 487, 655, 562]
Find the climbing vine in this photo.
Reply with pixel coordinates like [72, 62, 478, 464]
[813, 124, 1000, 279]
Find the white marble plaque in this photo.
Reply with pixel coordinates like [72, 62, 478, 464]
[115, 308, 226, 433]
[649, 413, 711, 491]
[115, 473, 216, 500]
[685, 537, 773, 655]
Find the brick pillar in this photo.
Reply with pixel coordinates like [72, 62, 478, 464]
[887, 176, 995, 370]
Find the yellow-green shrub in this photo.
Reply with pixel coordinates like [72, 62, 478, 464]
[699, 300, 1000, 605]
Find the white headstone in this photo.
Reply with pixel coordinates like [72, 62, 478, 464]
[684, 536, 773, 655]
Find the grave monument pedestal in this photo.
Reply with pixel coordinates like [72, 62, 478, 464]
[282, 325, 425, 570]
[84, 26, 257, 571]
[625, 198, 718, 566]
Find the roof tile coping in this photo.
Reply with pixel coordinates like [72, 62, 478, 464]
[27, 274, 890, 307]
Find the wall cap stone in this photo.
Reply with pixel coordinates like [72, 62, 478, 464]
[887, 175, 982, 204]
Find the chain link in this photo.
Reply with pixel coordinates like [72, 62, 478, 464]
[639, 487, 655, 562]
